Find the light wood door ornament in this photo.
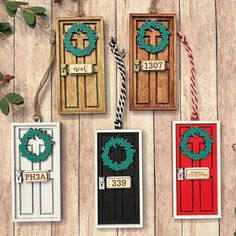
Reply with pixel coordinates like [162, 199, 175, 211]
[12, 32, 61, 222]
[172, 32, 221, 219]
[95, 38, 143, 228]
[57, 1, 105, 114]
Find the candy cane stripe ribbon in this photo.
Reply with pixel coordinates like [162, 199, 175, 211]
[177, 31, 199, 120]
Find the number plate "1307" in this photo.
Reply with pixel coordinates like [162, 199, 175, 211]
[141, 60, 165, 71]
[106, 176, 131, 189]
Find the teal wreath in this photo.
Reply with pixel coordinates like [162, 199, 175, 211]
[180, 127, 214, 160]
[137, 20, 170, 53]
[19, 128, 55, 163]
[101, 137, 136, 171]
[64, 23, 98, 57]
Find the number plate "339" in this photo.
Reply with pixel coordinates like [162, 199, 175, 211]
[106, 176, 131, 189]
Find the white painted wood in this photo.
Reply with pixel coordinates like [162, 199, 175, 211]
[11, 122, 61, 222]
[172, 121, 221, 219]
[95, 129, 143, 229]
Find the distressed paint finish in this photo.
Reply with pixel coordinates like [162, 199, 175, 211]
[0, 0, 235, 235]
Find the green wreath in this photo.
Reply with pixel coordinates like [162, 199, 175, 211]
[180, 127, 214, 160]
[101, 137, 136, 171]
[64, 23, 98, 57]
[137, 20, 170, 53]
[19, 128, 55, 163]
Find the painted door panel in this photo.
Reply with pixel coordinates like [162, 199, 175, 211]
[129, 13, 177, 110]
[12, 123, 61, 222]
[95, 130, 143, 228]
[173, 121, 221, 219]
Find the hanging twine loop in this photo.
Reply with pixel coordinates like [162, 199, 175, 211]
[77, 0, 84, 17]
[109, 37, 126, 129]
[177, 31, 199, 121]
[232, 143, 236, 152]
[0, 32, 6, 40]
[149, 0, 158, 13]
[33, 30, 56, 122]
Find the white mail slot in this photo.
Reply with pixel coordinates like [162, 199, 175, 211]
[106, 176, 131, 189]
[141, 60, 165, 71]
[68, 64, 93, 75]
[185, 168, 210, 180]
[23, 170, 49, 183]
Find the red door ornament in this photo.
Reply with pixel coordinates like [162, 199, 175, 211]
[172, 32, 221, 219]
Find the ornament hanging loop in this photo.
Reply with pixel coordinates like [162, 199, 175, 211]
[77, 0, 84, 17]
[177, 31, 199, 121]
[33, 30, 56, 123]
[149, 0, 158, 13]
[232, 143, 236, 152]
[109, 37, 127, 130]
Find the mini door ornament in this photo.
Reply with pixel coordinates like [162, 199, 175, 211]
[172, 33, 221, 219]
[12, 123, 61, 222]
[95, 38, 143, 228]
[173, 121, 221, 219]
[57, 17, 105, 114]
[129, 13, 177, 110]
[95, 130, 143, 228]
[12, 32, 61, 222]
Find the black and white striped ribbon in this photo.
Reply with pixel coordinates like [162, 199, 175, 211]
[109, 37, 126, 129]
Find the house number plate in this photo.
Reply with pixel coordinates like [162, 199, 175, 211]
[23, 170, 49, 183]
[106, 176, 131, 189]
[141, 60, 165, 71]
[68, 64, 93, 75]
[185, 168, 210, 180]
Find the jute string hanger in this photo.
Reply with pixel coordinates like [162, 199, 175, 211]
[62, 0, 84, 17]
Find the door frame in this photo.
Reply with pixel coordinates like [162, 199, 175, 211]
[95, 129, 143, 228]
[11, 122, 61, 222]
[172, 121, 221, 219]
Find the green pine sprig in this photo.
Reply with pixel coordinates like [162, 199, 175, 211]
[2, 0, 48, 29]
[0, 72, 24, 116]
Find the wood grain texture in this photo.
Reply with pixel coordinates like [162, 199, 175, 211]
[217, 0, 236, 235]
[0, 0, 235, 235]
[57, 16, 105, 114]
[129, 13, 177, 111]
[180, 0, 218, 235]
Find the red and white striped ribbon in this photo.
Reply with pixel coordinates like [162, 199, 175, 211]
[177, 31, 199, 120]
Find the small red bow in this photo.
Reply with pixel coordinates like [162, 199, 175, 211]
[3, 74, 15, 83]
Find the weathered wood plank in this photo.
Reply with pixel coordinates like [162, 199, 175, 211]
[180, 0, 218, 235]
[217, 0, 236, 235]
[13, 0, 52, 235]
[52, 1, 79, 236]
[117, 0, 154, 235]
[153, 1, 182, 235]
[0, 5, 14, 236]
[79, 0, 117, 235]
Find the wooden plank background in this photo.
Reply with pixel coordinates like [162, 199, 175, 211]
[0, 0, 235, 235]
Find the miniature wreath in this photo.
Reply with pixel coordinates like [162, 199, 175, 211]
[19, 128, 55, 163]
[180, 127, 214, 160]
[101, 137, 136, 171]
[137, 20, 170, 53]
[64, 23, 98, 57]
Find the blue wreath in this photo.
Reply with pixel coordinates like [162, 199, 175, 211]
[19, 128, 55, 163]
[64, 23, 98, 57]
[101, 137, 136, 172]
[137, 20, 170, 53]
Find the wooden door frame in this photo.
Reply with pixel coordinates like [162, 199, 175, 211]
[172, 121, 221, 219]
[95, 129, 143, 228]
[11, 122, 61, 222]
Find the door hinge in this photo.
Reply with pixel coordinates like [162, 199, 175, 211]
[16, 170, 23, 184]
[177, 168, 184, 181]
[99, 177, 105, 190]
